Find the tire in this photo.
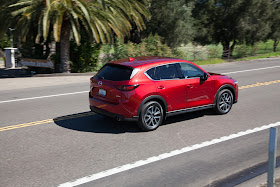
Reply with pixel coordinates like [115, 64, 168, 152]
[214, 89, 233, 115]
[138, 101, 164, 131]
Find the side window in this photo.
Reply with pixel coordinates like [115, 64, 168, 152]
[179, 63, 204, 78]
[146, 64, 180, 80]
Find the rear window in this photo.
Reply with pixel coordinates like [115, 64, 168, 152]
[96, 64, 133, 81]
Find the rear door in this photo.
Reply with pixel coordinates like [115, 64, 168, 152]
[146, 63, 187, 111]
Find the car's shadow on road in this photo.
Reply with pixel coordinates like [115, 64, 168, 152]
[53, 111, 142, 134]
[54, 109, 214, 134]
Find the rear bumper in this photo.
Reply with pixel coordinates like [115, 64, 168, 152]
[89, 91, 139, 121]
[90, 105, 138, 122]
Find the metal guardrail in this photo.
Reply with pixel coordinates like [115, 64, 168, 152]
[268, 127, 278, 187]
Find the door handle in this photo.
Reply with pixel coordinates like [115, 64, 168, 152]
[187, 84, 194, 88]
[158, 85, 165, 89]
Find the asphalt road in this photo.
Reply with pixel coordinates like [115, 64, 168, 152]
[0, 58, 280, 187]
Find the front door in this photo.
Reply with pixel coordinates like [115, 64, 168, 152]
[178, 63, 215, 108]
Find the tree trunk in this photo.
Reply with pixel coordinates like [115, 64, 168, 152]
[229, 40, 236, 58]
[59, 20, 71, 73]
[222, 41, 230, 59]
[273, 39, 279, 52]
[222, 41, 236, 60]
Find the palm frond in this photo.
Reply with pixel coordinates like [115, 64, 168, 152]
[69, 14, 81, 45]
[53, 13, 63, 42]
[9, 0, 150, 44]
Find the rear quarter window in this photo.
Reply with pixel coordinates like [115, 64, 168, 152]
[97, 64, 133, 81]
[146, 64, 180, 80]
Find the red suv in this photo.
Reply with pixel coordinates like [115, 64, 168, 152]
[89, 56, 238, 131]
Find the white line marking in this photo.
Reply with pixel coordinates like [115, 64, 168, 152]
[0, 91, 88, 104]
[58, 121, 280, 187]
[1, 65, 280, 104]
[222, 65, 280, 74]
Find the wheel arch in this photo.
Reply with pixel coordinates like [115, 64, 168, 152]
[215, 84, 237, 105]
[137, 95, 168, 117]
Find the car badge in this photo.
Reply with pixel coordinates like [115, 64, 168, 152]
[98, 81, 102, 86]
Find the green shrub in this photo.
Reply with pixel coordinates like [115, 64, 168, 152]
[195, 58, 225, 65]
[234, 45, 249, 58]
[105, 34, 183, 62]
[70, 41, 101, 73]
[0, 34, 10, 49]
[250, 43, 260, 56]
[207, 45, 222, 58]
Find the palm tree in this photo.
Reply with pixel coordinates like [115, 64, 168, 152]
[9, 0, 150, 72]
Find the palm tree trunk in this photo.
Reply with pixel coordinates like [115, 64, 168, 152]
[60, 20, 71, 73]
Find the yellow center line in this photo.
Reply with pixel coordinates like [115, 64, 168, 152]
[0, 119, 54, 132]
[1, 79, 280, 132]
[0, 112, 95, 132]
[239, 80, 280, 90]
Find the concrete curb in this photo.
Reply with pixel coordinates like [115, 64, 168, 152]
[32, 72, 96, 77]
[0, 68, 96, 78]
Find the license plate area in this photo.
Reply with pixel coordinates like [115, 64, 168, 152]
[98, 88, 106, 96]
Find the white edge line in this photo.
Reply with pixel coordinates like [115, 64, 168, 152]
[0, 91, 88, 104]
[222, 65, 280, 74]
[58, 121, 280, 187]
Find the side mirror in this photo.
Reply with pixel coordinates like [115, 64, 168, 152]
[200, 73, 208, 82]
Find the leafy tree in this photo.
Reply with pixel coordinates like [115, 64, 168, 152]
[0, 0, 18, 37]
[0, 0, 52, 62]
[193, 0, 272, 59]
[268, 0, 280, 52]
[8, 0, 150, 72]
[0, 0, 17, 60]
[144, 0, 195, 48]
[0, 34, 10, 61]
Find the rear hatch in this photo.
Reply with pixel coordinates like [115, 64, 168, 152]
[90, 64, 137, 104]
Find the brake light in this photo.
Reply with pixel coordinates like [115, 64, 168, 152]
[115, 84, 139, 91]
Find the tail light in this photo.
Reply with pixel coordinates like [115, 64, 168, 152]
[90, 77, 94, 83]
[115, 84, 139, 91]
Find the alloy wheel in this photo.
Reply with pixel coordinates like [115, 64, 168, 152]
[218, 91, 233, 113]
[144, 105, 162, 128]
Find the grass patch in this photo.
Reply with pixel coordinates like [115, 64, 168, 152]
[177, 40, 280, 65]
[234, 52, 280, 61]
[179, 40, 279, 61]
[193, 51, 280, 65]
[194, 58, 226, 65]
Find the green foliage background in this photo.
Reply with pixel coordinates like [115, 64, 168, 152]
[99, 34, 186, 69]
[1, 0, 280, 72]
[70, 41, 101, 73]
